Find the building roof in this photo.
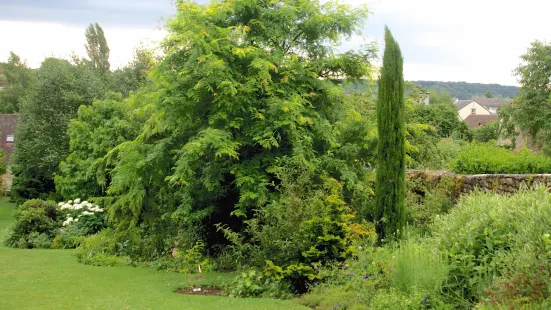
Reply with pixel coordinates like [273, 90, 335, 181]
[464, 114, 499, 129]
[472, 97, 509, 108]
[455, 99, 474, 110]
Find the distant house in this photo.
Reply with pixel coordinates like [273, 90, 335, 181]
[471, 97, 509, 114]
[456, 100, 491, 120]
[463, 114, 499, 129]
[0, 114, 20, 162]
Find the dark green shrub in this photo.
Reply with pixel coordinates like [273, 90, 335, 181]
[473, 121, 499, 143]
[3, 199, 58, 248]
[452, 143, 551, 174]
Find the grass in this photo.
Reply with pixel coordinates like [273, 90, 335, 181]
[0, 197, 308, 310]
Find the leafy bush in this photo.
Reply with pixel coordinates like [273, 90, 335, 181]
[228, 267, 292, 299]
[75, 228, 132, 266]
[432, 188, 551, 306]
[405, 174, 459, 232]
[298, 244, 392, 309]
[216, 163, 374, 293]
[4, 199, 59, 248]
[473, 121, 499, 143]
[452, 143, 551, 174]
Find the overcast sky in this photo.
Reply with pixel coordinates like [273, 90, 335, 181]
[0, 0, 547, 86]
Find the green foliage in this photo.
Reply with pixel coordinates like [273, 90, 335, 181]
[413, 81, 519, 99]
[3, 199, 58, 248]
[216, 161, 371, 293]
[410, 102, 472, 139]
[369, 288, 434, 310]
[74, 228, 133, 266]
[85, 23, 110, 75]
[55, 92, 145, 199]
[173, 240, 215, 273]
[0, 52, 35, 113]
[299, 236, 450, 309]
[92, 0, 374, 263]
[375, 27, 406, 241]
[429, 89, 453, 105]
[229, 267, 293, 299]
[405, 175, 458, 232]
[107, 46, 156, 96]
[432, 188, 551, 306]
[452, 142, 551, 174]
[11, 57, 104, 202]
[390, 239, 448, 296]
[513, 41, 551, 144]
[473, 121, 499, 142]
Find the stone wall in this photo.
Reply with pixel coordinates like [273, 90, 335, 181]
[407, 170, 551, 195]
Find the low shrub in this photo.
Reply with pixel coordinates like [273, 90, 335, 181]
[75, 228, 132, 266]
[452, 142, 551, 174]
[298, 244, 393, 309]
[3, 199, 59, 248]
[432, 187, 551, 306]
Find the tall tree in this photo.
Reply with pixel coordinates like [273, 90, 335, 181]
[375, 27, 406, 241]
[11, 58, 104, 202]
[0, 52, 35, 113]
[513, 41, 551, 147]
[85, 23, 110, 75]
[92, 0, 373, 250]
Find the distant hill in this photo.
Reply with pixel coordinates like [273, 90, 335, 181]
[412, 81, 520, 99]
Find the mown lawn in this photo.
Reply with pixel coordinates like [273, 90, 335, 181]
[0, 197, 307, 310]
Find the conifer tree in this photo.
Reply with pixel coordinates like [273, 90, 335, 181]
[375, 27, 406, 241]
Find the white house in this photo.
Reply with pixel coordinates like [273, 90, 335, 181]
[456, 100, 492, 120]
[471, 97, 508, 114]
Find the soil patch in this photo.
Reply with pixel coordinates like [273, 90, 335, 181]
[176, 286, 226, 296]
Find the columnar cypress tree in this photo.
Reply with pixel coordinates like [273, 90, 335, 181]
[375, 27, 405, 241]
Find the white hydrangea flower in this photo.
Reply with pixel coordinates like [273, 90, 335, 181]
[82, 201, 89, 205]
[81, 211, 94, 216]
[74, 198, 81, 203]
[74, 218, 79, 222]
[68, 200, 73, 204]
[75, 205, 83, 210]
[58, 202, 64, 207]
[86, 202, 93, 208]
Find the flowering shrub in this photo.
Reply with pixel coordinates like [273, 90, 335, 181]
[4, 198, 107, 249]
[52, 198, 107, 248]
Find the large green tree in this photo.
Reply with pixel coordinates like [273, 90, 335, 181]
[0, 52, 35, 113]
[92, 0, 373, 250]
[375, 27, 405, 241]
[11, 58, 104, 202]
[513, 41, 551, 150]
[85, 23, 110, 76]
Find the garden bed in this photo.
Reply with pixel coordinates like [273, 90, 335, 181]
[176, 286, 226, 296]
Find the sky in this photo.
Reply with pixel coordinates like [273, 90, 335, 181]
[0, 0, 548, 86]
